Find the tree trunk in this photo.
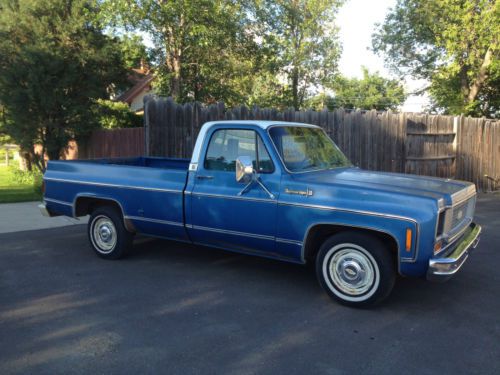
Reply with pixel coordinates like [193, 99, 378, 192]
[22, 151, 32, 172]
[44, 126, 61, 162]
[171, 52, 182, 99]
[46, 147, 60, 161]
[467, 47, 493, 104]
[292, 67, 299, 110]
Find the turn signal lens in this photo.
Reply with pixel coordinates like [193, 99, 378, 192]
[434, 241, 442, 255]
[406, 229, 412, 252]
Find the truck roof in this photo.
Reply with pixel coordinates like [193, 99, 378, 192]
[200, 120, 320, 130]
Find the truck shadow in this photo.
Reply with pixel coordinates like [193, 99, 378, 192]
[126, 234, 486, 312]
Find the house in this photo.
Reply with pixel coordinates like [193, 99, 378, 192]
[116, 63, 155, 114]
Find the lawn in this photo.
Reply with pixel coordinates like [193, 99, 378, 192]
[0, 165, 42, 204]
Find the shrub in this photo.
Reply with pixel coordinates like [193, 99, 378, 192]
[8, 166, 42, 185]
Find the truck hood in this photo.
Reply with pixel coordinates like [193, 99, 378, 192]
[293, 168, 474, 205]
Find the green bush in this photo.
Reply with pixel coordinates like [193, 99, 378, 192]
[8, 166, 42, 185]
[94, 99, 143, 129]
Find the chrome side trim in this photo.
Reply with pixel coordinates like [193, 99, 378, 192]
[276, 238, 303, 246]
[279, 201, 418, 224]
[44, 197, 73, 207]
[191, 192, 276, 203]
[124, 216, 184, 227]
[44, 177, 183, 194]
[191, 225, 275, 241]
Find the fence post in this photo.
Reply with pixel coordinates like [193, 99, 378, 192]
[452, 116, 458, 178]
[144, 95, 151, 156]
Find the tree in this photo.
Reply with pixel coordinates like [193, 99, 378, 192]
[372, 0, 500, 117]
[118, 34, 151, 70]
[254, 0, 343, 109]
[103, 0, 260, 105]
[316, 67, 406, 111]
[0, 0, 127, 169]
[247, 72, 294, 110]
[94, 99, 143, 129]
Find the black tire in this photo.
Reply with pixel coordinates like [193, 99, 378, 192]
[88, 206, 133, 259]
[315, 231, 395, 307]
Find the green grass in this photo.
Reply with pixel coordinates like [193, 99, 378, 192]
[0, 165, 42, 204]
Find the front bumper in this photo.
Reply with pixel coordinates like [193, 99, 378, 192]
[427, 223, 481, 282]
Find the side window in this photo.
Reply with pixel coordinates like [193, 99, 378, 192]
[205, 129, 256, 171]
[204, 129, 274, 173]
[257, 136, 274, 173]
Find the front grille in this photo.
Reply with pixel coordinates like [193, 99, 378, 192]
[449, 197, 475, 233]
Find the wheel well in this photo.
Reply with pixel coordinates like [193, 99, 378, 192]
[74, 196, 135, 233]
[303, 224, 398, 263]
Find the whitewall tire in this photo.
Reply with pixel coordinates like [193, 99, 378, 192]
[88, 206, 133, 259]
[316, 232, 395, 307]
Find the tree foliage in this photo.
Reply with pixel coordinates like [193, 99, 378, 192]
[0, 0, 128, 168]
[253, 0, 344, 109]
[118, 34, 151, 70]
[94, 99, 143, 129]
[103, 0, 260, 106]
[331, 67, 406, 111]
[305, 68, 406, 111]
[372, 0, 500, 117]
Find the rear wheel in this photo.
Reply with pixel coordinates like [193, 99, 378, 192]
[316, 232, 395, 307]
[88, 206, 133, 259]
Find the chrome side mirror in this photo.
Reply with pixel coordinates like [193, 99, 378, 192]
[235, 156, 254, 183]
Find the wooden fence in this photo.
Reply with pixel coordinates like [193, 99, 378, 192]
[141, 97, 499, 191]
[77, 127, 145, 159]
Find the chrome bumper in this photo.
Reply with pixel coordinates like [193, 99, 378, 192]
[427, 223, 481, 282]
[39, 203, 51, 217]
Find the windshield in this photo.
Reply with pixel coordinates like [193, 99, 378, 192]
[269, 126, 351, 172]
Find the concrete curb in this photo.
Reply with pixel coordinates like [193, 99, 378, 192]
[0, 201, 88, 234]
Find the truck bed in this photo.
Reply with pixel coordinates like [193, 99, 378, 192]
[43, 156, 191, 241]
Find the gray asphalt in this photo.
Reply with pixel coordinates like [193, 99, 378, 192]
[1, 195, 499, 374]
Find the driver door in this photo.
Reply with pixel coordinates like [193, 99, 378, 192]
[189, 128, 280, 256]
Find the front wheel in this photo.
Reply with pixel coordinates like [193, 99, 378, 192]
[316, 232, 395, 307]
[88, 206, 133, 259]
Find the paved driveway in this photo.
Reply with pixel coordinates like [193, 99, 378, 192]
[0, 195, 499, 374]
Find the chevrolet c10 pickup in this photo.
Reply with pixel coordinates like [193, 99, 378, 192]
[40, 121, 482, 306]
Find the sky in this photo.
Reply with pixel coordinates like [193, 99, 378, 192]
[336, 0, 429, 112]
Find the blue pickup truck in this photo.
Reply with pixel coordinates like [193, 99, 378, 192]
[40, 121, 481, 306]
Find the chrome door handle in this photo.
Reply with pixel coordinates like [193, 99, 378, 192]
[196, 175, 214, 180]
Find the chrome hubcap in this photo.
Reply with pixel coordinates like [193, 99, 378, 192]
[92, 216, 117, 253]
[328, 247, 375, 296]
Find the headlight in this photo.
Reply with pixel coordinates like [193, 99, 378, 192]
[436, 210, 446, 237]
